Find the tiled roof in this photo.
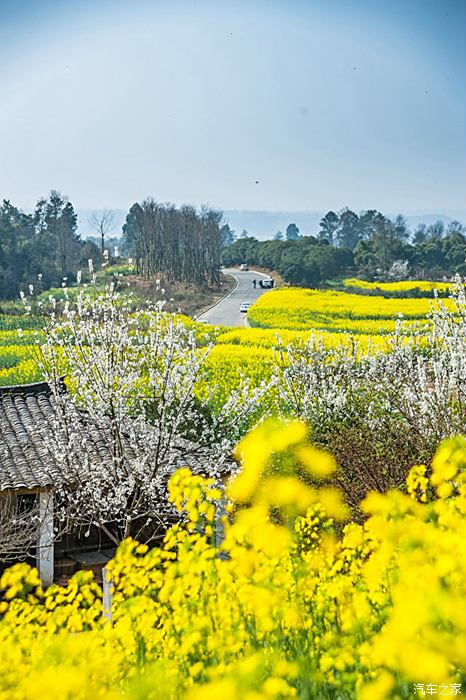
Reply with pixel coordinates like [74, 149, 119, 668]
[0, 383, 118, 491]
[0, 382, 233, 492]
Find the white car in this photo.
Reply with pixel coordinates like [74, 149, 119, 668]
[240, 302, 252, 313]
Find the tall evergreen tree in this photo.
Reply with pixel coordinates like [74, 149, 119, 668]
[318, 211, 340, 245]
[285, 223, 300, 240]
[337, 210, 360, 250]
[34, 191, 80, 277]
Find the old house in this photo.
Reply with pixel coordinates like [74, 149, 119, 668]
[0, 381, 120, 586]
[1, 380, 232, 587]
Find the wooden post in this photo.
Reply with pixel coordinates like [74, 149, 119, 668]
[102, 566, 113, 622]
[215, 494, 228, 548]
[37, 490, 54, 587]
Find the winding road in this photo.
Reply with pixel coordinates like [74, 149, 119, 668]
[196, 268, 271, 327]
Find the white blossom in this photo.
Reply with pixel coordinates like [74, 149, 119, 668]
[39, 284, 270, 546]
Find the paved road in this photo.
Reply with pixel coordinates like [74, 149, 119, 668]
[196, 268, 270, 326]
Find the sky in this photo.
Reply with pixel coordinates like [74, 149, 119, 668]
[0, 0, 465, 216]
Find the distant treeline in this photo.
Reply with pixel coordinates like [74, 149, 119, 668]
[223, 209, 466, 285]
[0, 192, 100, 300]
[2, 196, 466, 300]
[223, 236, 352, 286]
[0, 193, 229, 300]
[122, 200, 226, 286]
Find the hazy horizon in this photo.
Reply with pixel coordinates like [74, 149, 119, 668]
[1, 0, 465, 214]
[72, 206, 466, 242]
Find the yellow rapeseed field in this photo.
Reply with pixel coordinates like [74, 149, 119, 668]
[247, 287, 449, 332]
[199, 343, 275, 407]
[215, 327, 391, 352]
[0, 280, 444, 389]
[343, 278, 453, 293]
[1, 420, 465, 698]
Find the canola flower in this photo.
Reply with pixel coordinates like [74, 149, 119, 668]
[0, 329, 44, 346]
[343, 278, 453, 294]
[215, 326, 397, 349]
[0, 344, 36, 370]
[247, 287, 452, 332]
[0, 281, 440, 394]
[0, 358, 43, 386]
[1, 420, 466, 699]
[196, 343, 276, 409]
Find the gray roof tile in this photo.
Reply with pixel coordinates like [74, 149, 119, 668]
[0, 384, 115, 491]
[0, 382, 233, 492]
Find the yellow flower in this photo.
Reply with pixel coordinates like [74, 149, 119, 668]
[359, 670, 394, 700]
[296, 445, 336, 479]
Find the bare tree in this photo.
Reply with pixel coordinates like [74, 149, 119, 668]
[89, 210, 115, 255]
[122, 201, 223, 286]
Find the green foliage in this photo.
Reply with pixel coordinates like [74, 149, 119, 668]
[0, 192, 102, 300]
[223, 236, 353, 286]
[285, 222, 300, 240]
[223, 209, 466, 286]
[0, 313, 43, 331]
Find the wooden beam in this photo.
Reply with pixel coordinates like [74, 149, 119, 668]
[37, 491, 54, 587]
[0, 487, 38, 497]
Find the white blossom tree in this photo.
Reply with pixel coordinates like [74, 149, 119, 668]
[38, 281, 271, 545]
[272, 277, 466, 506]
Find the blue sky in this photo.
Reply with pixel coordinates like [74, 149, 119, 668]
[0, 0, 464, 215]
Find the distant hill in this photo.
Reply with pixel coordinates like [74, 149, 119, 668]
[76, 208, 466, 241]
[401, 213, 466, 231]
[222, 211, 323, 240]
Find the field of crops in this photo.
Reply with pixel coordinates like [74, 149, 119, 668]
[1, 279, 465, 698]
[246, 287, 447, 334]
[343, 277, 452, 294]
[0, 280, 447, 388]
[0, 313, 43, 386]
[1, 422, 465, 699]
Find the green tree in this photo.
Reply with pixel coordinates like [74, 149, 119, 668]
[443, 233, 466, 271]
[413, 237, 445, 274]
[369, 215, 409, 273]
[277, 247, 319, 286]
[318, 211, 340, 245]
[357, 210, 379, 240]
[221, 237, 259, 268]
[220, 224, 235, 247]
[413, 224, 427, 245]
[34, 190, 80, 277]
[447, 220, 465, 236]
[285, 223, 300, 240]
[0, 201, 35, 298]
[426, 220, 445, 239]
[0, 195, 97, 299]
[337, 210, 360, 250]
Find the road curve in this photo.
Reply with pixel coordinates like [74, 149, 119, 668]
[196, 268, 270, 327]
